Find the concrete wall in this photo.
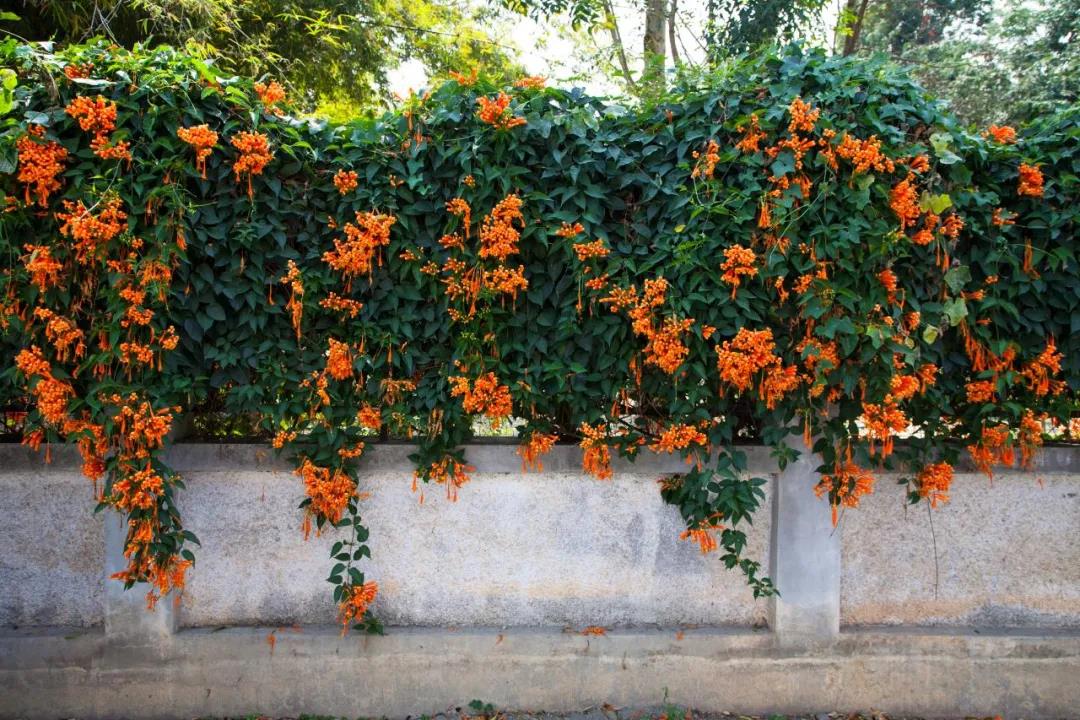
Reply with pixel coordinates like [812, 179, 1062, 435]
[1, 442, 1078, 719]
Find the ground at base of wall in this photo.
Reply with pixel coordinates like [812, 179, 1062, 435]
[194, 707, 1021, 720]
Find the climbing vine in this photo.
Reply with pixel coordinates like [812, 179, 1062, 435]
[1, 39, 1075, 631]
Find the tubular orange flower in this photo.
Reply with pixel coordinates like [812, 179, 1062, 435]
[985, 125, 1017, 144]
[17, 126, 68, 207]
[877, 268, 899, 305]
[967, 424, 1013, 479]
[479, 194, 524, 261]
[323, 212, 397, 287]
[787, 97, 820, 134]
[761, 364, 801, 409]
[477, 93, 526, 130]
[23, 244, 63, 292]
[445, 197, 472, 237]
[333, 169, 358, 195]
[890, 174, 921, 230]
[296, 458, 355, 525]
[319, 293, 363, 318]
[338, 581, 378, 632]
[573, 239, 609, 261]
[1017, 163, 1044, 197]
[735, 114, 765, 154]
[254, 81, 286, 110]
[815, 457, 875, 526]
[889, 374, 920, 401]
[720, 244, 757, 296]
[861, 400, 908, 459]
[716, 328, 778, 393]
[916, 462, 953, 508]
[449, 372, 513, 427]
[513, 76, 546, 89]
[56, 197, 127, 264]
[357, 404, 382, 431]
[680, 516, 724, 554]
[326, 338, 353, 380]
[177, 125, 218, 178]
[651, 424, 707, 454]
[1018, 409, 1045, 468]
[230, 131, 273, 198]
[1019, 338, 1063, 397]
[518, 432, 557, 472]
[691, 139, 720, 179]
[579, 422, 612, 480]
[966, 380, 995, 404]
[835, 133, 895, 174]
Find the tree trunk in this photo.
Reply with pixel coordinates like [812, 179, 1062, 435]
[643, 0, 667, 88]
[843, 0, 871, 55]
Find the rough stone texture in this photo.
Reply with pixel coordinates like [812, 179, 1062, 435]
[0, 460, 103, 628]
[179, 467, 772, 628]
[1, 626, 1078, 719]
[841, 471, 1080, 627]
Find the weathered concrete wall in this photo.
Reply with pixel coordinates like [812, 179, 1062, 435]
[0, 457, 103, 627]
[841, 469, 1080, 628]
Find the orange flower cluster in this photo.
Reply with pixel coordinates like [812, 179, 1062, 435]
[861, 400, 908, 459]
[916, 462, 953, 508]
[1018, 409, 1045, 468]
[15, 346, 73, 425]
[679, 516, 725, 554]
[449, 372, 513, 426]
[16, 126, 68, 206]
[177, 125, 218, 178]
[573, 239, 609, 261]
[446, 197, 472, 236]
[835, 133, 895, 174]
[65, 95, 130, 160]
[323, 212, 397, 287]
[787, 97, 820, 134]
[650, 424, 707, 454]
[479, 194, 524, 261]
[254, 81, 286, 111]
[889, 174, 920, 230]
[1019, 338, 1064, 397]
[735, 114, 765, 154]
[64, 63, 93, 79]
[23, 244, 63, 291]
[720, 244, 757, 296]
[319, 292, 363, 318]
[326, 338, 354, 380]
[280, 260, 304, 340]
[56, 196, 127, 264]
[889, 374, 920, 401]
[965, 379, 995, 404]
[815, 456, 875, 526]
[579, 422, 612, 480]
[230, 131, 273, 198]
[691, 139, 720, 179]
[449, 68, 478, 86]
[338, 581, 378, 632]
[296, 458, 356, 525]
[477, 93, 526, 130]
[513, 76, 547, 89]
[877, 268, 899, 305]
[715, 327, 777, 393]
[420, 456, 473, 501]
[484, 264, 529, 300]
[556, 222, 585, 238]
[1017, 163, 1044, 197]
[985, 125, 1017, 144]
[967, 424, 1014, 479]
[109, 394, 176, 459]
[333, 169, 359, 195]
[518, 431, 557, 471]
[357, 404, 382, 431]
[33, 307, 85, 361]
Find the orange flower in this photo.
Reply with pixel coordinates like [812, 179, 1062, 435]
[296, 458, 355, 524]
[761, 364, 801, 409]
[479, 194, 524, 261]
[322, 212, 397, 287]
[279, 260, 304, 340]
[1017, 163, 1044, 197]
[22, 244, 63, 292]
[419, 455, 473, 501]
[967, 424, 1013, 479]
[679, 516, 724, 554]
[735, 114, 765, 154]
[518, 432, 557, 471]
[272, 430, 298, 449]
[449, 68, 478, 86]
[1019, 338, 1063, 397]
[691, 139, 720, 179]
[319, 292, 363, 318]
[556, 222, 584, 238]
[449, 372, 513, 426]
[815, 457, 875, 526]
[889, 374, 920, 401]
[916, 462, 953, 508]
[16, 126, 68, 206]
[716, 328, 778, 393]
[333, 169, 359, 195]
[357, 404, 382, 431]
[1018, 409, 1045, 468]
[787, 97, 820, 134]
[965, 380, 995, 404]
[573, 239, 609, 261]
[56, 196, 127, 264]
[254, 81, 286, 109]
[861, 399, 907, 458]
[477, 93, 526, 130]
[230, 131, 273, 198]
[579, 422, 612, 480]
[177, 125, 218, 178]
[65, 95, 129, 160]
[890, 174, 921, 230]
[513, 76, 546, 89]
[446, 197, 472, 237]
[326, 338, 353, 380]
[877, 268, 899, 305]
[651, 424, 707, 454]
[835, 133, 895, 174]
[720, 245, 757, 296]
[338, 581, 378, 632]
[985, 125, 1017, 144]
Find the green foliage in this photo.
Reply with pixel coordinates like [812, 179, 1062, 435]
[1, 40, 1075, 624]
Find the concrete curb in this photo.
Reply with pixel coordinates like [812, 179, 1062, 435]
[0, 625, 1077, 718]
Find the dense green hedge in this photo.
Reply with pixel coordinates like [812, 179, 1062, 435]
[1, 39, 1075, 627]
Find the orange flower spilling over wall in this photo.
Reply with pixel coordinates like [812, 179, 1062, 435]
[16, 126, 68, 206]
[177, 125, 218, 178]
[861, 399, 908, 459]
[449, 372, 513, 427]
[518, 432, 557, 472]
[477, 92, 526, 130]
[715, 328, 778, 393]
[815, 456, 875, 526]
[230, 131, 273, 198]
[579, 422, 612, 480]
[916, 462, 953, 508]
[479, 194, 524, 261]
[296, 458, 356, 526]
[651, 424, 707, 454]
[56, 196, 127, 264]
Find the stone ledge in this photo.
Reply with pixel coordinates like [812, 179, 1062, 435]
[1, 441, 1077, 475]
[0, 625, 1077, 718]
